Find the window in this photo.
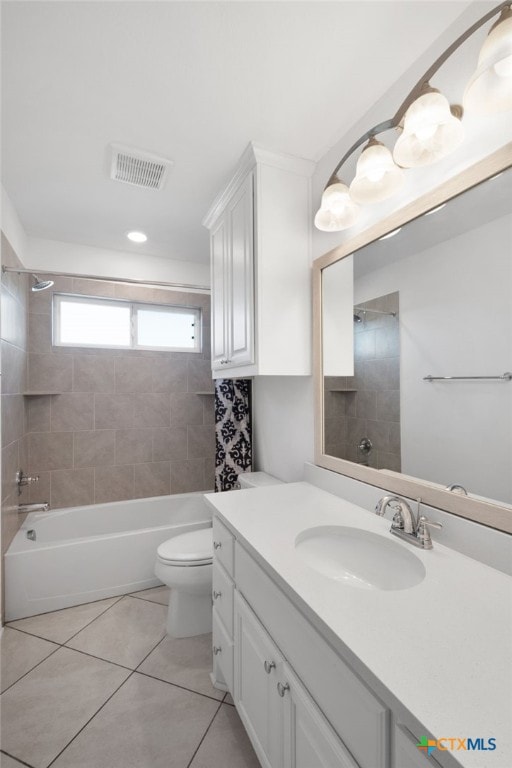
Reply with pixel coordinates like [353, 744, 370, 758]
[53, 294, 201, 352]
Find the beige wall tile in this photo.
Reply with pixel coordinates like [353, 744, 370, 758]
[152, 427, 187, 461]
[51, 393, 94, 432]
[169, 392, 204, 427]
[376, 390, 400, 422]
[1, 341, 27, 394]
[202, 395, 215, 426]
[28, 353, 72, 392]
[133, 462, 170, 498]
[28, 432, 73, 471]
[73, 355, 115, 392]
[151, 357, 188, 393]
[51, 468, 94, 509]
[1, 286, 27, 349]
[188, 358, 213, 393]
[72, 278, 117, 297]
[28, 312, 52, 355]
[26, 395, 51, 433]
[28, 470, 51, 503]
[2, 441, 19, 505]
[170, 459, 205, 494]
[95, 465, 134, 503]
[115, 356, 153, 393]
[204, 458, 215, 491]
[1, 394, 25, 448]
[115, 429, 153, 465]
[74, 430, 116, 468]
[187, 425, 215, 459]
[132, 393, 170, 428]
[94, 393, 133, 429]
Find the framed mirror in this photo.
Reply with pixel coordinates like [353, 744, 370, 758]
[313, 144, 512, 533]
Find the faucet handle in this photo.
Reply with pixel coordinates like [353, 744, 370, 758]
[416, 515, 443, 549]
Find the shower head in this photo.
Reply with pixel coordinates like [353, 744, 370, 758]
[31, 275, 54, 292]
[353, 312, 363, 323]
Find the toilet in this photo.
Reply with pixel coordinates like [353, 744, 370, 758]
[155, 472, 282, 638]
[155, 527, 213, 638]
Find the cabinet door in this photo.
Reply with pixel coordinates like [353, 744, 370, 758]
[234, 592, 283, 768]
[281, 663, 358, 768]
[227, 171, 254, 368]
[394, 725, 443, 768]
[211, 216, 228, 368]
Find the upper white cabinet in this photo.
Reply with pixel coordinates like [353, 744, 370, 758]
[203, 143, 315, 378]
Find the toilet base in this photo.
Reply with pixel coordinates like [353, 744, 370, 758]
[166, 590, 212, 638]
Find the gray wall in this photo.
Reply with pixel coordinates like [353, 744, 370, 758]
[25, 276, 215, 508]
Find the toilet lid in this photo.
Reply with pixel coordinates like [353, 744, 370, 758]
[157, 527, 213, 565]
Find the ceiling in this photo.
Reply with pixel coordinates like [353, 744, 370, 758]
[1, 1, 470, 265]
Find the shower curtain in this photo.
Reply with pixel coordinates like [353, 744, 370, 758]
[214, 379, 252, 492]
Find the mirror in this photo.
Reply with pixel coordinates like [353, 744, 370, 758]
[314, 147, 512, 532]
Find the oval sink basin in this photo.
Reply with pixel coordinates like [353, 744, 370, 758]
[295, 525, 426, 591]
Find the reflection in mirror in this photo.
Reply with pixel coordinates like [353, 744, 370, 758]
[322, 169, 512, 507]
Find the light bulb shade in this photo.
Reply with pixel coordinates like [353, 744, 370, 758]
[349, 141, 404, 204]
[315, 181, 360, 231]
[393, 91, 464, 168]
[463, 12, 512, 115]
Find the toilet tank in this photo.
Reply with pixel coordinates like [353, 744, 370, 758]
[238, 472, 282, 489]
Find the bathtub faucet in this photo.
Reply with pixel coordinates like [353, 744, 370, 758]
[18, 502, 50, 514]
[16, 469, 40, 495]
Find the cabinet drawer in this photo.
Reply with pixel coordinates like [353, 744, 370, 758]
[213, 517, 234, 576]
[212, 560, 234, 637]
[213, 609, 234, 694]
[394, 725, 443, 768]
[236, 543, 389, 768]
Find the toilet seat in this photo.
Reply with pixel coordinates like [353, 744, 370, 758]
[157, 527, 213, 567]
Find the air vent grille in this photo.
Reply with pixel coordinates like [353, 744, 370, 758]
[109, 144, 172, 190]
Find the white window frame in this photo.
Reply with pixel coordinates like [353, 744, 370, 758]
[52, 293, 202, 353]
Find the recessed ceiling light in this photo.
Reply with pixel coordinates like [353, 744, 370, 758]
[379, 227, 402, 241]
[127, 231, 147, 243]
[424, 203, 447, 216]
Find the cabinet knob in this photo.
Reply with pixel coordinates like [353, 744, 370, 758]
[264, 660, 276, 674]
[213, 645, 222, 655]
[277, 682, 290, 697]
[213, 590, 222, 600]
[213, 541, 222, 550]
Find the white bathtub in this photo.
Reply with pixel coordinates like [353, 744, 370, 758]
[4, 492, 212, 621]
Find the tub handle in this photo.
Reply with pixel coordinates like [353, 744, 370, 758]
[213, 541, 222, 550]
[213, 590, 222, 600]
[213, 645, 222, 655]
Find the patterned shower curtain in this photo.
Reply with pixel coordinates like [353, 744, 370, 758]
[215, 379, 252, 492]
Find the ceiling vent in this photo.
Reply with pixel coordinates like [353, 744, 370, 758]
[109, 144, 173, 190]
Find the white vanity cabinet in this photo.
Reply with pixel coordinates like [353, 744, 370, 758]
[203, 143, 314, 378]
[234, 592, 357, 768]
[211, 517, 235, 692]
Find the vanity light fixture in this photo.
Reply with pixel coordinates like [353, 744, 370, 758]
[350, 138, 404, 204]
[315, 2, 512, 232]
[126, 230, 147, 243]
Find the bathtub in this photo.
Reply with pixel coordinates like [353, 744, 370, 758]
[4, 492, 212, 621]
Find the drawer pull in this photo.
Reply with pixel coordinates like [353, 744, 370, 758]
[277, 682, 290, 697]
[213, 645, 222, 655]
[213, 541, 222, 550]
[213, 590, 222, 600]
[264, 660, 276, 674]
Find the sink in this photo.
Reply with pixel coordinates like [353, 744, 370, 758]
[295, 525, 426, 591]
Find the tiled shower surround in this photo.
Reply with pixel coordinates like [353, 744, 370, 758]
[324, 291, 401, 471]
[1, 235, 30, 555]
[25, 275, 214, 508]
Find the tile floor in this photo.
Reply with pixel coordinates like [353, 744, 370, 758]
[0, 587, 260, 768]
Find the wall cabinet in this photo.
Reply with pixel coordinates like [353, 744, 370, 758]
[203, 143, 315, 378]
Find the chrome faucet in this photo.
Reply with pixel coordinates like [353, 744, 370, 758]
[18, 502, 50, 514]
[16, 470, 40, 495]
[445, 483, 468, 495]
[374, 495, 442, 550]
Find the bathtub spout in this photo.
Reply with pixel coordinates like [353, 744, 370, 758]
[18, 502, 50, 514]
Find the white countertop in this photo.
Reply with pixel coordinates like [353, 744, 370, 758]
[205, 482, 512, 768]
